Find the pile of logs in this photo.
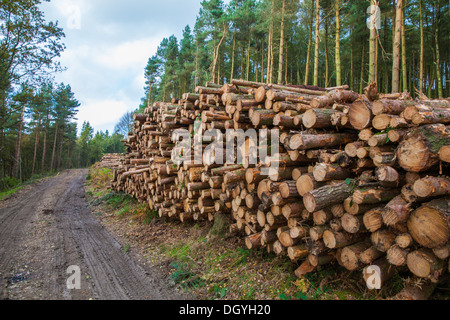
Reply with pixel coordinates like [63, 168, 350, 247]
[110, 79, 449, 298]
[93, 153, 124, 170]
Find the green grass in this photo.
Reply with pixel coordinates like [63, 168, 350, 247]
[0, 172, 57, 201]
[0, 185, 24, 201]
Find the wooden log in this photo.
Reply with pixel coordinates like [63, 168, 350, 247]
[281, 202, 305, 219]
[296, 173, 326, 197]
[310, 89, 359, 108]
[387, 244, 409, 266]
[438, 145, 450, 163]
[352, 188, 399, 205]
[391, 279, 437, 300]
[363, 258, 397, 289]
[411, 109, 450, 125]
[278, 228, 300, 247]
[407, 249, 445, 279]
[279, 180, 300, 199]
[359, 246, 384, 265]
[341, 213, 365, 234]
[313, 209, 334, 226]
[312, 163, 351, 182]
[345, 141, 366, 158]
[412, 176, 450, 198]
[344, 198, 379, 216]
[289, 225, 309, 239]
[397, 124, 450, 172]
[372, 99, 411, 115]
[289, 133, 358, 151]
[432, 242, 450, 260]
[308, 253, 335, 267]
[371, 229, 396, 253]
[340, 241, 372, 271]
[407, 198, 450, 249]
[245, 232, 263, 250]
[323, 230, 365, 249]
[303, 181, 353, 213]
[287, 244, 309, 262]
[302, 108, 345, 129]
[273, 240, 286, 256]
[396, 233, 414, 248]
[381, 195, 412, 227]
[348, 100, 373, 130]
[362, 207, 384, 233]
[294, 260, 316, 278]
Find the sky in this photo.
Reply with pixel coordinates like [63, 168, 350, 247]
[40, 0, 205, 134]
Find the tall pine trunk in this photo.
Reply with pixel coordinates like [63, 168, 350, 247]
[50, 124, 58, 171]
[278, 0, 286, 84]
[368, 0, 378, 84]
[392, 0, 403, 93]
[335, 0, 341, 86]
[324, 20, 329, 87]
[401, 0, 408, 92]
[304, 0, 314, 85]
[230, 26, 236, 81]
[434, 0, 443, 98]
[246, 31, 251, 81]
[419, 0, 424, 93]
[32, 122, 41, 176]
[313, 0, 320, 87]
[360, 42, 366, 94]
[12, 107, 25, 179]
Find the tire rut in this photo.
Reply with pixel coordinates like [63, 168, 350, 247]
[0, 169, 185, 300]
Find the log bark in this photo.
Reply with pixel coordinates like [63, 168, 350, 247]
[323, 230, 365, 249]
[303, 181, 353, 213]
[412, 176, 450, 198]
[392, 279, 437, 300]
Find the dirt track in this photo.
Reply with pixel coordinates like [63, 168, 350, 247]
[0, 169, 185, 300]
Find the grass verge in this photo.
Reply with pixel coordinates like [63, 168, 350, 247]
[0, 171, 58, 201]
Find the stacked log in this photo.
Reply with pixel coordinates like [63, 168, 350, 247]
[94, 153, 124, 169]
[110, 80, 449, 297]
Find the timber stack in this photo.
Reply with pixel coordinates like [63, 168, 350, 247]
[110, 79, 450, 299]
[94, 153, 124, 169]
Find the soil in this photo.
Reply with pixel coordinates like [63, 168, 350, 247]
[0, 169, 189, 300]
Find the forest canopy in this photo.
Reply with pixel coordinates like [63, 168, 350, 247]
[139, 0, 449, 110]
[0, 0, 126, 188]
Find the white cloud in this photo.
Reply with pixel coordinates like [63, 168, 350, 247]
[40, 0, 204, 134]
[76, 99, 133, 133]
[94, 38, 161, 70]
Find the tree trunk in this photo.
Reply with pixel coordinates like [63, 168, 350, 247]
[392, 0, 403, 93]
[12, 107, 25, 179]
[32, 123, 41, 176]
[368, 0, 378, 84]
[434, 0, 443, 98]
[277, 0, 286, 84]
[50, 124, 58, 171]
[211, 23, 227, 84]
[304, 0, 315, 85]
[335, 0, 341, 86]
[401, 0, 408, 92]
[313, 0, 320, 87]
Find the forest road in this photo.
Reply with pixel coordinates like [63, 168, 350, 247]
[0, 169, 185, 300]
